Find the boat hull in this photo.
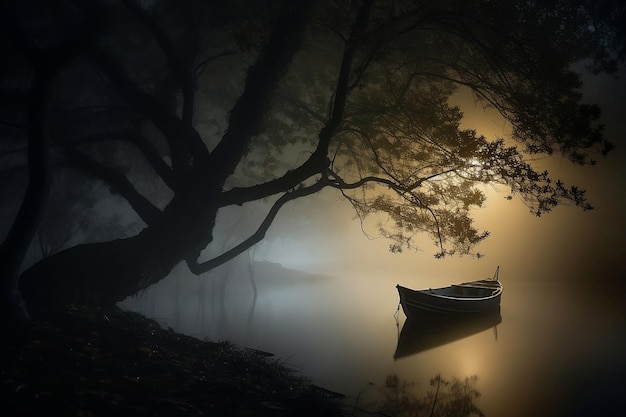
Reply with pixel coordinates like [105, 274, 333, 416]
[397, 280, 502, 317]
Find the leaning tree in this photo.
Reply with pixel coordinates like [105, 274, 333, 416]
[1, 0, 624, 324]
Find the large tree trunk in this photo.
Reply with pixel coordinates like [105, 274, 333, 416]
[19, 186, 221, 314]
[1, 53, 54, 330]
[17, 0, 314, 316]
[1, 0, 109, 329]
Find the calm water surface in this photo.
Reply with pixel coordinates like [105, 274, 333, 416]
[121, 263, 626, 416]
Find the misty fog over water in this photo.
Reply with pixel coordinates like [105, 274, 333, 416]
[120, 259, 625, 417]
[118, 119, 626, 416]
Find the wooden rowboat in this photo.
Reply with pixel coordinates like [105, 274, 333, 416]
[396, 267, 502, 317]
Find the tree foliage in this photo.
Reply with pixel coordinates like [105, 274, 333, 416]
[0, 0, 624, 314]
[258, 0, 623, 256]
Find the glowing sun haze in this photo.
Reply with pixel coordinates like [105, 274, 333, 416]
[260, 71, 626, 287]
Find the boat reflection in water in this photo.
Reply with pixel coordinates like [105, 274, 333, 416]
[394, 309, 502, 360]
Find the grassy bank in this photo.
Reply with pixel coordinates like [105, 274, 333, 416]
[1, 304, 346, 416]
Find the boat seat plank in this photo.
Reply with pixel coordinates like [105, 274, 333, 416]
[453, 284, 498, 290]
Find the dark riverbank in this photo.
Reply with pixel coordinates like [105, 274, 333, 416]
[1, 304, 346, 416]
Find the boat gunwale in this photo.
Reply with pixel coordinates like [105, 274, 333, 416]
[396, 282, 503, 303]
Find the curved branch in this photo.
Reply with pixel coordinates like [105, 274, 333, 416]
[127, 135, 177, 191]
[90, 46, 209, 173]
[328, 164, 459, 195]
[0, 1, 107, 323]
[328, 170, 448, 254]
[346, 127, 404, 185]
[279, 94, 328, 125]
[187, 179, 328, 275]
[219, 155, 326, 207]
[121, 0, 196, 126]
[208, 0, 314, 181]
[194, 50, 238, 80]
[65, 146, 162, 225]
[65, 132, 177, 191]
[330, 173, 402, 191]
[317, 0, 373, 154]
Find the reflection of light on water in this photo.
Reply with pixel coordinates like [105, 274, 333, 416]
[454, 347, 481, 377]
[120, 268, 625, 417]
[448, 330, 495, 378]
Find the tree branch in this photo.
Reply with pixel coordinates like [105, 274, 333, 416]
[194, 50, 238, 80]
[316, 0, 373, 154]
[0, 0, 107, 323]
[187, 179, 328, 274]
[218, 0, 376, 208]
[90, 46, 209, 175]
[126, 134, 177, 191]
[121, 0, 196, 126]
[207, 0, 314, 181]
[327, 169, 448, 255]
[65, 146, 162, 225]
[66, 131, 177, 191]
[219, 156, 324, 207]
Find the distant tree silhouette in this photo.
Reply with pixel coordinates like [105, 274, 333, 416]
[1, 0, 624, 324]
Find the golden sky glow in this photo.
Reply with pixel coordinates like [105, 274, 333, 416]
[260, 70, 626, 287]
